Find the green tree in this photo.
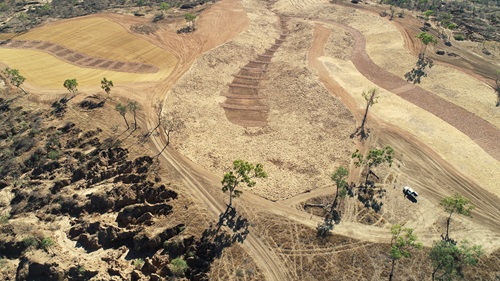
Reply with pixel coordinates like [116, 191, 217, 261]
[184, 13, 196, 29]
[100, 77, 113, 100]
[416, 32, 438, 57]
[440, 194, 474, 240]
[127, 100, 140, 130]
[330, 166, 349, 213]
[389, 224, 422, 281]
[430, 240, 482, 281]
[222, 160, 267, 208]
[352, 146, 394, 185]
[63, 79, 78, 99]
[2, 67, 27, 94]
[115, 103, 129, 130]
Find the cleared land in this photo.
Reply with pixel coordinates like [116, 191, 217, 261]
[0, 16, 177, 88]
[0, 0, 499, 279]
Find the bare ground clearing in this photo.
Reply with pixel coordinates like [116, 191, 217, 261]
[1, 0, 500, 279]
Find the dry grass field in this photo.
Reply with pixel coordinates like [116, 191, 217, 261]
[0, 16, 177, 89]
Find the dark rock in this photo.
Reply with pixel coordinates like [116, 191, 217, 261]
[71, 168, 86, 183]
[180, 3, 195, 9]
[68, 265, 98, 281]
[0, 180, 9, 189]
[16, 257, 65, 281]
[141, 258, 157, 275]
[58, 122, 75, 133]
[77, 233, 101, 251]
[51, 179, 70, 194]
[114, 174, 146, 184]
[130, 270, 144, 281]
[149, 273, 163, 281]
[0, 239, 26, 259]
[436, 50, 445, 55]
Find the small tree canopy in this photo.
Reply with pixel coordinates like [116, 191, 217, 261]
[63, 79, 78, 96]
[440, 194, 474, 217]
[331, 166, 348, 198]
[389, 224, 422, 281]
[101, 77, 113, 94]
[430, 240, 482, 280]
[352, 146, 394, 169]
[115, 103, 127, 116]
[2, 67, 26, 88]
[222, 160, 267, 207]
[184, 13, 196, 22]
[160, 2, 170, 10]
[417, 32, 438, 46]
[390, 224, 422, 261]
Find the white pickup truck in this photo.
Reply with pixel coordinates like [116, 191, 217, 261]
[403, 186, 418, 198]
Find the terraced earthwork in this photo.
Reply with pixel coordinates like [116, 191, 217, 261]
[221, 16, 289, 127]
[0, 40, 159, 73]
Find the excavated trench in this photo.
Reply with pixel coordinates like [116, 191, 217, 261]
[220, 16, 289, 127]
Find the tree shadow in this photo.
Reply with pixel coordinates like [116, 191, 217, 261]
[404, 55, 434, 84]
[350, 126, 371, 141]
[189, 206, 250, 278]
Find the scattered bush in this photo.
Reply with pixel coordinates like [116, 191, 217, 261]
[454, 33, 465, 41]
[41, 237, 55, 250]
[47, 150, 60, 160]
[170, 257, 188, 277]
[0, 214, 9, 225]
[133, 258, 144, 269]
[22, 237, 39, 249]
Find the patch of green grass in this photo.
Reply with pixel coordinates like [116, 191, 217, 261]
[133, 258, 145, 269]
[41, 237, 54, 250]
[22, 236, 39, 249]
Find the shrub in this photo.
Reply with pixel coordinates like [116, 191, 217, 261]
[454, 34, 465, 41]
[0, 215, 9, 225]
[22, 237, 39, 249]
[447, 23, 458, 29]
[41, 237, 54, 250]
[47, 150, 60, 160]
[133, 258, 144, 269]
[170, 257, 188, 277]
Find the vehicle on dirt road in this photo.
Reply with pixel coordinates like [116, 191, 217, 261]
[403, 186, 418, 199]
